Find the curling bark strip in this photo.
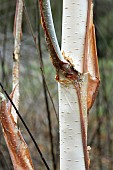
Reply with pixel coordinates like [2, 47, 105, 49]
[0, 93, 34, 170]
[85, 1, 100, 110]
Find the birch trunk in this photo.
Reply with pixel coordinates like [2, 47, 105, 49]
[38, 0, 99, 169]
[59, 0, 88, 169]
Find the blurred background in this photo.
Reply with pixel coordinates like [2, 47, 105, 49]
[0, 0, 113, 169]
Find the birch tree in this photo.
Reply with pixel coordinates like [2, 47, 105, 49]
[60, 1, 90, 169]
[39, 0, 100, 169]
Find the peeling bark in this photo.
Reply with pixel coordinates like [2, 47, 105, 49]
[0, 93, 34, 170]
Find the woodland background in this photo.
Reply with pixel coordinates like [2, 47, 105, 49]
[0, 0, 113, 169]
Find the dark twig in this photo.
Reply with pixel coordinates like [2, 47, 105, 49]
[0, 82, 50, 170]
[36, 2, 56, 169]
[43, 77, 56, 170]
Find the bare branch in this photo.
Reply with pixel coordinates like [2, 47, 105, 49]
[12, 0, 23, 122]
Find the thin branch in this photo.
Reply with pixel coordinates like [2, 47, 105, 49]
[12, 0, 23, 122]
[43, 77, 56, 170]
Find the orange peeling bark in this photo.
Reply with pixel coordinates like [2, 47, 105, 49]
[0, 94, 34, 170]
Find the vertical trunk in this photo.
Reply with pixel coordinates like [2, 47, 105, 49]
[61, 0, 88, 73]
[59, 0, 88, 169]
[38, 0, 99, 169]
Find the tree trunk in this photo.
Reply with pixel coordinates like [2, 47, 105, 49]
[59, 0, 88, 169]
[38, 0, 100, 169]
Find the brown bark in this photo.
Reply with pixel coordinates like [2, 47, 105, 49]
[0, 93, 34, 170]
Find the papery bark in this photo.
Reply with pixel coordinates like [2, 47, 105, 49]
[84, 2, 100, 111]
[0, 93, 34, 170]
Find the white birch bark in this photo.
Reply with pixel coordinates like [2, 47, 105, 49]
[59, 0, 88, 169]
